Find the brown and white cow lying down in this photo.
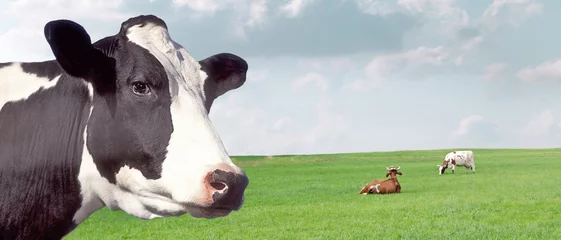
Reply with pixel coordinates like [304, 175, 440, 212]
[359, 166, 402, 195]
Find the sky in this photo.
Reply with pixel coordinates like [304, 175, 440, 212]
[1, 0, 560, 156]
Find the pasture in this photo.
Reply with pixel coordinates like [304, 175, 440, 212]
[66, 149, 561, 239]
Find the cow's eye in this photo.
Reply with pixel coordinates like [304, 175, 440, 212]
[132, 81, 151, 95]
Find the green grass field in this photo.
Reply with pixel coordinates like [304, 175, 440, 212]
[66, 149, 561, 240]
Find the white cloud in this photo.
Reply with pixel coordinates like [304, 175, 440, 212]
[364, 46, 450, 78]
[356, 0, 469, 32]
[211, 95, 348, 155]
[280, 0, 316, 18]
[483, 0, 543, 18]
[172, 0, 223, 13]
[246, 0, 268, 28]
[442, 0, 544, 57]
[481, 0, 543, 33]
[434, 0, 544, 55]
[398, 0, 454, 11]
[299, 97, 349, 147]
[460, 35, 484, 51]
[482, 62, 507, 81]
[4, 0, 126, 21]
[521, 110, 555, 138]
[272, 117, 292, 131]
[450, 115, 484, 139]
[354, 0, 397, 16]
[516, 59, 561, 82]
[450, 115, 500, 146]
[291, 72, 329, 92]
[232, 23, 249, 40]
[399, 0, 469, 31]
[247, 69, 270, 83]
[454, 55, 463, 67]
[171, 0, 270, 38]
[329, 58, 355, 71]
[344, 78, 380, 92]
[298, 57, 355, 72]
[298, 59, 324, 69]
[0, 28, 51, 62]
[344, 46, 450, 91]
[517, 109, 561, 148]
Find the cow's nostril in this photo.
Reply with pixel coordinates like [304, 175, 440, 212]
[210, 182, 227, 191]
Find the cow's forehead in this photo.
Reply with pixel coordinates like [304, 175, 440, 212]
[122, 20, 207, 97]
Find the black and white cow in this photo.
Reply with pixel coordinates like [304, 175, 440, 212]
[0, 15, 250, 239]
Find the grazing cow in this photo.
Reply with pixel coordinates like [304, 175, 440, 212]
[359, 166, 402, 195]
[0, 15, 250, 239]
[437, 150, 475, 175]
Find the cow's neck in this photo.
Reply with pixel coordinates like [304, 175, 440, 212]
[0, 61, 92, 239]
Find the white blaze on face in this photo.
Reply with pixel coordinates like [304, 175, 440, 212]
[123, 23, 235, 205]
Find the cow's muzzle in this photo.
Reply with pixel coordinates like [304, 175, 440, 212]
[204, 165, 249, 211]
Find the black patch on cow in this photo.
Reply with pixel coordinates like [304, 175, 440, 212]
[21, 60, 63, 80]
[43, 16, 173, 184]
[119, 15, 168, 35]
[0, 73, 90, 240]
[84, 35, 173, 184]
[0, 62, 12, 69]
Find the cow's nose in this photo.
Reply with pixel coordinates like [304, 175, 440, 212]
[205, 165, 249, 210]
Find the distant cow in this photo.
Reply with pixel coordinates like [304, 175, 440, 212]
[437, 150, 475, 175]
[0, 15, 250, 239]
[359, 166, 402, 195]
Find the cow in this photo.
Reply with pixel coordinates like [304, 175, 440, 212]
[359, 165, 402, 195]
[0, 15, 250, 239]
[437, 150, 475, 175]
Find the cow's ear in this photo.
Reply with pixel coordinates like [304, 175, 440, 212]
[44, 19, 110, 80]
[199, 53, 248, 112]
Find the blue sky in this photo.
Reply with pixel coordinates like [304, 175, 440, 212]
[1, 0, 560, 155]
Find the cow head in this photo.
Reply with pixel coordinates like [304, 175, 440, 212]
[385, 165, 402, 178]
[437, 161, 448, 175]
[43, 15, 249, 220]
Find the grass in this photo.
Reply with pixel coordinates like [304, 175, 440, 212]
[66, 148, 561, 240]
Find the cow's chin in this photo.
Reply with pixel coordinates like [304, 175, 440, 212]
[131, 194, 235, 220]
[142, 205, 232, 220]
[185, 206, 233, 219]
